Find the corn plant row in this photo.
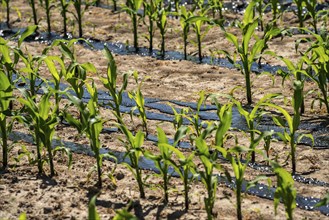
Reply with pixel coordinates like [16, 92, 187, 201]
[2, 0, 328, 108]
[1, 27, 329, 219]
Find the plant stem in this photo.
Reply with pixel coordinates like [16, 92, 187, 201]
[136, 167, 145, 198]
[244, 68, 252, 105]
[45, 0, 51, 36]
[55, 84, 60, 116]
[0, 118, 8, 169]
[78, 4, 83, 38]
[6, 0, 10, 28]
[163, 164, 169, 204]
[291, 137, 296, 174]
[236, 182, 242, 220]
[46, 139, 55, 176]
[95, 151, 102, 188]
[197, 33, 202, 62]
[184, 169, 189, 211]
[205, 175, 214, 220]
[35, 128, 43, 174]
[60, 1, 68, 37]
[113, 0, 117, 11]
[30, 0, 38, 27]
[133, 14, 138, 52]
[161, 33, 165, 58]
[149, 20, 153, 53]
[184, 32, 188, 60]
[250, 123, 255, 163]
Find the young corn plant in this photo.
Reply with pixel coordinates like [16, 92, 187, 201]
[71, 0, 93, 38]
[301, 31, 329, 113]
[305, 0, 318, 34]
[100, 47, 128, 122]
[117, 125, 146, 198]
[2, 0, 10, 27]
[165, 127, 195, 211]
[195, 136, 220, 220]
[156, 7, 167, 58]
[293, 0, 306, 29]
[42, 55, 66, 115]
[217, 132, 272, 220]
[195, 103, 232, 220]
[270, 0, 280, 26]
[232, 93, 279, 163]
[170, 104, 189, 147]
[257, 22, 282, 68]
[64, 81, 112, 187]
[272, 162, 297, 220]
[60, 0, 70, 37]
[216, 145, 250, 220]
[147, 126, 193, 208]
[175, 5, 193, 60]
[263, 81, 313, 174]
[28, 0, 39, 27]
[209, 0, 223, 19]
[185, 91, 214, 145]
[143, 0, 159, 53]
[0, 73, 13, 170]
[263, 130, 276, 165]
[186, 8, 213, 63]
[255, 0, 264, 31]
[16, 47, 43, 102]
[19, 88, 60, 176]
[220, 1, 265, 104]
[128, 71, 148, 135]
[276, 55, 308, 114]
[122, 0, 143, 52]
[58, 39, 97, 100]
[41, 0, 55, 36]
[144, 127, 175, 204]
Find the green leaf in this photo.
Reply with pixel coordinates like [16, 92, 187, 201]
[113, 208, 138, 220]
[195, 136, 209, 157]
[315, 194, 329, 207]
[186, 16, 211, 24]
[59, 42, 74, 60]
[225, 32, 239, 49]
[263, 103, 293, 133]
[19, 213, 27, 220]
[0, 44, 12, 64]
[173, 126, 189, 146]
[215, 104, 232, 147]
[39, 93, 52, 120]
[243, 20, 258, 54]
[243, 1, 256, 25]
[157, 127, 168, 144]
[88, 194, 100, 220]
[81, 62, 97, 73]
[134, 130, 145, 148]
[18, 25, 38, 48]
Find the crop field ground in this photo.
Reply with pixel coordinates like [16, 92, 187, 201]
[1, 0, 329, 219]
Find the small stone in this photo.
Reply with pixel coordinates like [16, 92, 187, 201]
[115, 172, 125, 180]
[44, 207, 53, 214]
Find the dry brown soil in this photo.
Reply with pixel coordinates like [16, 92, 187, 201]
[0, 1, 329, 219]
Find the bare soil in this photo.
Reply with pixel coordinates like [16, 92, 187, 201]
[0, 1, 329, 219]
